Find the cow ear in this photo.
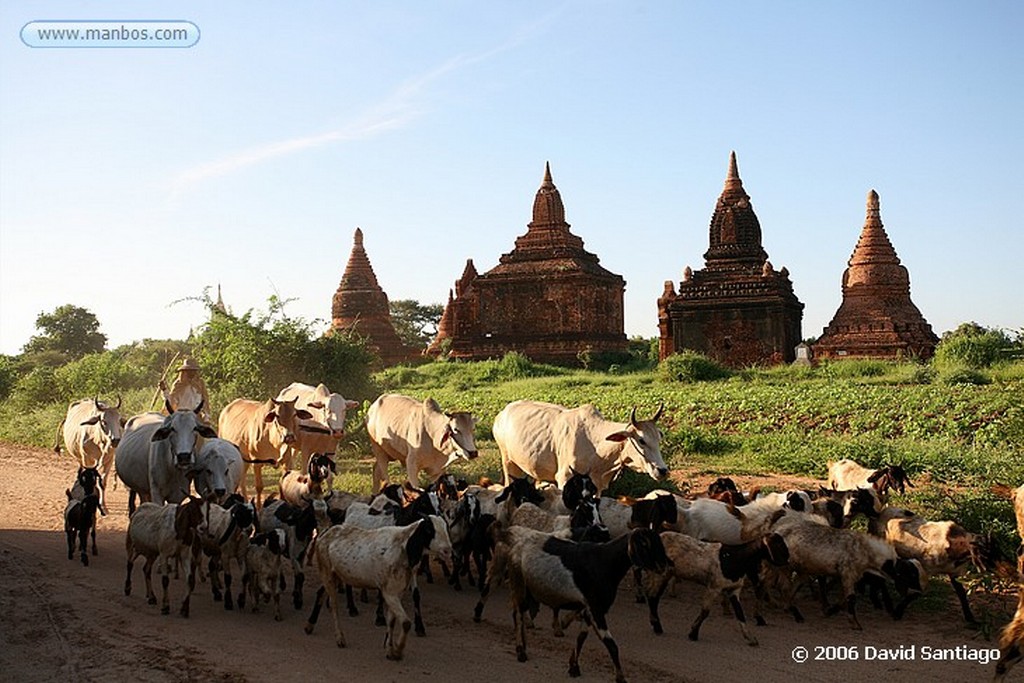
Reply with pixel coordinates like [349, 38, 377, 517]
[196, 424, 218, 439]
[263, 411, 278, 423]
[605, 431, 630, 443]
[307, 401, 325, 410]
[80, 416, 101, 426]
[295, 409, 314, 420]
[151, 426, 172, 441]
[439, 427, 451, 447]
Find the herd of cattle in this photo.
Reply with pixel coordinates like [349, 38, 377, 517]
[53, 385, 1024, 681]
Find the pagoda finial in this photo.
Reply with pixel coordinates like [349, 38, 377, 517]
[723, 151, 743, 192]
[867, 189, 880, 217]
[542, 161, 554, 188]
[354, 227, 363, 247]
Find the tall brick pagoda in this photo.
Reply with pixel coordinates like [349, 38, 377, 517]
[813, 190, 938, 360]
[427, 163, 627, 364]
[330, 228, 413, 366]
[658, 152, 804, 366]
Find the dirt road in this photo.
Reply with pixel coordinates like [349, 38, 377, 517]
[0, 442, 1012, 682]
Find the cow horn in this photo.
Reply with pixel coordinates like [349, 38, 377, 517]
[115, 395, 122, 410]
[651, 403, 664, 422]
[630, 406, 639, 427]
[165, 399, 175, 415]
[194, 399, 204, 415]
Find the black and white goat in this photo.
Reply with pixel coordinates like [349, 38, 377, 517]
[258, 494, 339, 610]
[197, 495, 256, 610]
[304, 516, 452, 661]
[495, 526, 669, 683]
[278, 453, 336, 507]
[124, 497, 205, 617]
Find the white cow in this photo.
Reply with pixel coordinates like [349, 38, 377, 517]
[275, 382, 359, 467]
[115, 404, 217, 513]
[55, 397, 124, 488]
[366, 394, 479, 493]
[494, 400, 668, 495]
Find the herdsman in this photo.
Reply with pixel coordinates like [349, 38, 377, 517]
[159, 357, 211, 423]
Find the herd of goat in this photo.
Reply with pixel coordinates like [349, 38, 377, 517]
[56, 401, 1024, 682]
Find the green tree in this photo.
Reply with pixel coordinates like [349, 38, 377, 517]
[189, 294, 377, 408]
[22, 304, 106, 361]
[389, 299, 444, 350]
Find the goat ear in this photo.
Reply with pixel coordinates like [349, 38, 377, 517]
[866, 469, 885, 483]
[495, 486, 510, 503]
[345, 399, 359, 410]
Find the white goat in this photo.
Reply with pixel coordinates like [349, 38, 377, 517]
[680, 490, 811, 545]
[827, 459, 914, 502]
[304, 516, 452, 661]
[124, 498, 205, 617]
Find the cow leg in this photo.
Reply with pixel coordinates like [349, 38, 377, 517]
[239, 462, 251, 499]
[370, 446, 390, 494]
[66, 527, 75, 561]
[253, 465, 265, 510]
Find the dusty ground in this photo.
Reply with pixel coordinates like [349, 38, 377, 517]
[0, 442, 1015, 683]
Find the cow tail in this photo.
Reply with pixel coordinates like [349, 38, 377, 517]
[54, 418, 66, 455]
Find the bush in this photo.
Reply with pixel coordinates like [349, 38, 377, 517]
[0, 355, 18, 401]
[9, 366, 60, 408]
[935, 323, 1015, 369]
[939, 367, 991, 386]
[658, 351, 732, 383]
[54, 351, 148, 401]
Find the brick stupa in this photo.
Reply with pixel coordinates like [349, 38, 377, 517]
[330, 228, 413, 366]
[427, 163, 627, 364]
[658, 152, 804, 366]
[813, 191, 938, 360]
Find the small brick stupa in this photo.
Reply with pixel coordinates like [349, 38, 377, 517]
[658, 152, 804, 366]
[813, 191, 938, 360]
[330, 228, 413, 366]
[427, 163, 627, 364]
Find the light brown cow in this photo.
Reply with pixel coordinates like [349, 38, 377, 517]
[275, 382, 359, 468]
[217, 398, 312, 508]
[366, 394, 478, 494]
[55, 398, 124, 508]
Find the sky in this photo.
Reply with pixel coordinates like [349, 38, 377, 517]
[1, 1, 1021, 356]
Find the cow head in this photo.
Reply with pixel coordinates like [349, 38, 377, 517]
[192, 441, 234, 502]
[79, 396, 124, 451]
[607, 404, 669, 482]
[152, 403, 217, 469]
[304, 385, 360, 439]
[438, 410, 479, 461]
[264, 398, 313, 446]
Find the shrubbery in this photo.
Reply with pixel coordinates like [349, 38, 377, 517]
[658, 351, 733, 382]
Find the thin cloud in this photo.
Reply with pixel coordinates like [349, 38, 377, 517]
[168, 11, 560, 198]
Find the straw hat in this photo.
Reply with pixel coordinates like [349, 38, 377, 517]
[176, 357, 202, 373]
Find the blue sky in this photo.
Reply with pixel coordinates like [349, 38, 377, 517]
[1, 1, 1021, 356]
